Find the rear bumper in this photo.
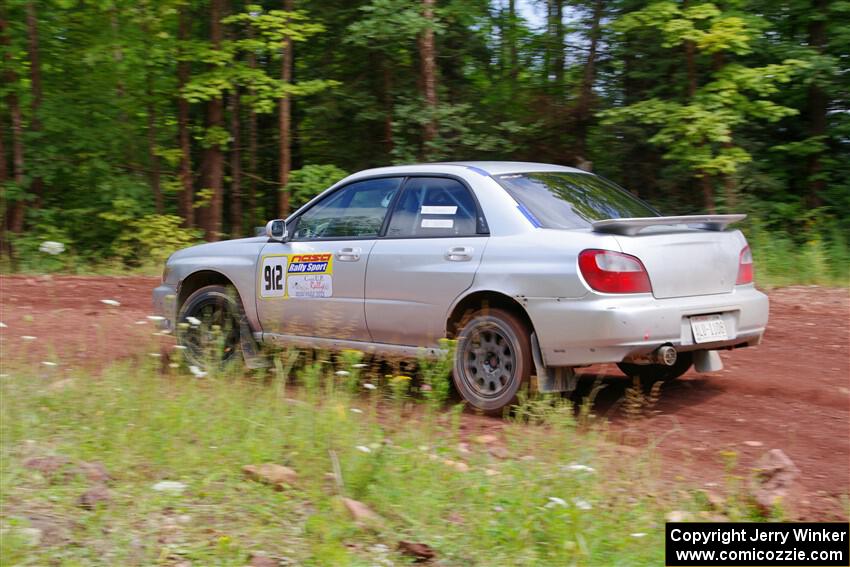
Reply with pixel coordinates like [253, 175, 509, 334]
[152, 283, 177, 331]
[526, 285, 769, 367]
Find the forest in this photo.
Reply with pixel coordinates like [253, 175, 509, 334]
[1, 0, 847, 281]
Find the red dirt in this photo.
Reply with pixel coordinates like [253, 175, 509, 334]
[1, 276, 848, 519]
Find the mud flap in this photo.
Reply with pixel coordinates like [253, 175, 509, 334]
[694, 350, 723, 373]
[239, 319, 269, 369]
[530, 332, 576, 393]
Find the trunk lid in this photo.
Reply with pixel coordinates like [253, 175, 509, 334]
[612, 227, 743, 299]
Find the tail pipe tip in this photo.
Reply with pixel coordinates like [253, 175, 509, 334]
[655, 345, 678, 366]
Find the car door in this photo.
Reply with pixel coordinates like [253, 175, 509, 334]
[257, 177, 404, 341]
[365, 176, 489, 346]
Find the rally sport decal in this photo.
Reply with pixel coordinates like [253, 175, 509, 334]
[259, 253, 333, 299]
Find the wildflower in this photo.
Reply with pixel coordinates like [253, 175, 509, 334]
[134, 320, 147, 325]
[493, 506, 504, 512]
[355, 445, 371, 453]
[392, 375, 411, 383]
[186, 316, 201, 326]
[169, 363, 179, 369]
[38, 241, 65, 255]
[335, 370, 350, 377]
[173, 345, 187, 350]
[352, 363, 367, 369]
[363, 382, 377, 390]
[147, 315, 165, 321]
[41, 361, 58, 367]
[151, 480, 186, 494]
[100, 299, 121, 307]
[631, 533, 647, 538]
[421, 384, 433, 392]
[546, 497, 567, 508]
[188, 365, 207, 378]
[564, 463, 596, 473]
[149, 353, 161, 358]
[21, 335, 37, 341]
[573, 498, 592, 510]
[350, 408, 363, 414]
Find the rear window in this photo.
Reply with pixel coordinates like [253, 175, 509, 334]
[494, 172, 659, 229]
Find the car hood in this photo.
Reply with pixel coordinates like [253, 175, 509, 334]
[169, 236, 268, 261]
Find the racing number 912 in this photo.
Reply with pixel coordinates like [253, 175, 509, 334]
[264, 263, 283, 291]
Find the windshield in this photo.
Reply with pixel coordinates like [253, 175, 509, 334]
[494, 172, 659, 229]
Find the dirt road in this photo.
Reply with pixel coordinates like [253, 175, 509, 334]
[1, 275, 848, 519]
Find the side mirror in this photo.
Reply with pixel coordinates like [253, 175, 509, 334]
[265, 219, 288, 242]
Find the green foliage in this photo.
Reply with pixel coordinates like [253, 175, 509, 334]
[286, 164, 348, 209]
[112, 214, 203, 267]
[1, 0, 847, 283]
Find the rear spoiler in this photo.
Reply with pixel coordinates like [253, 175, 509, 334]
[592, 214, 746, 236]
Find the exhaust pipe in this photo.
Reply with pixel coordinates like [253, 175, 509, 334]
[654, 345, 677, 366]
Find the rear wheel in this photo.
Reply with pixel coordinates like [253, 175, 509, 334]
[452, 308, 532, 415]
[617, 351, 694, 382]
[177, 285, 242, 368]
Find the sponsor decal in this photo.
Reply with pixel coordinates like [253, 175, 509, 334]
[421, 218, 454, 229]
[421, 205, 457, 215]
[259, 253, 334, 299]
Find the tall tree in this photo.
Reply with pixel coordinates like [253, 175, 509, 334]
[177, 4, 194, 227]
[806, 0, 827, 208]
[229, 88, 243, 236]
[199, 0, 226, 240]
[573, 0, 603, 159]
[25, 1, 43, 208]
[279, 0, 294, 217]
[419, 0, 438, 157]
[2, 12, 25, 234]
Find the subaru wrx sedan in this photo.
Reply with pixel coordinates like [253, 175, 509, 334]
[154, 162, 768, 413]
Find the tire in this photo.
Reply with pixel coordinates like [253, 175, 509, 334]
[617, 351, 694, 382]
[177, 285, 243, 368]
[452, 308, 532, 415]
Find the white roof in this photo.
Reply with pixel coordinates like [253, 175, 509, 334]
[346, 161, 587, 180]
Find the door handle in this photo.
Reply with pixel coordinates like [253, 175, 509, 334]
[336, 247, 361, 261]
[445, 246, 473, 261]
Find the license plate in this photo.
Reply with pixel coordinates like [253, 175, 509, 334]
[690, 314, 729, 344]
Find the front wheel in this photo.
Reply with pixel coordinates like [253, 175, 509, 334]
[617, 351, 694, 382]
[452, 308, 532, 415]
[177, 285, 243, 368]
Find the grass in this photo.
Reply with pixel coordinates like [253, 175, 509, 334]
[0, 347, 744, 566]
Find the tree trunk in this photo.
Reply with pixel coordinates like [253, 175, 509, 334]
[382, 56, 394, 156]
[278, 0, 294, 217]
[2, 13, 26, 234]
[143, 27, 163, 214]
[177, 6, 194, 227]
[229, 89, 243, 237]
[574, 0, 603, 158]
[806, 0, 827, 208]
[552, 0, 564, 89]
[246, 24, 258, 228]
[25, 1, 43, 208]
[508, 0, 518, 85]
[201, 0, 225, 241]
[419, 0, 438, 157]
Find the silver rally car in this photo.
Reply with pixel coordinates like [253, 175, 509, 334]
[154, 162, 769, 413]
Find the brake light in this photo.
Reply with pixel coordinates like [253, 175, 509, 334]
[578, 249, 652, 293]
[736, 245, 753, 285]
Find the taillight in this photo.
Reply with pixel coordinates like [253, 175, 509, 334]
[578, 249, 652, 294]
[736, 245, 753, 285]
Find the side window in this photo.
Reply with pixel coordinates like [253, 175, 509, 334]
[292, 177, 403, 240]
[386, 177, 480, 238]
